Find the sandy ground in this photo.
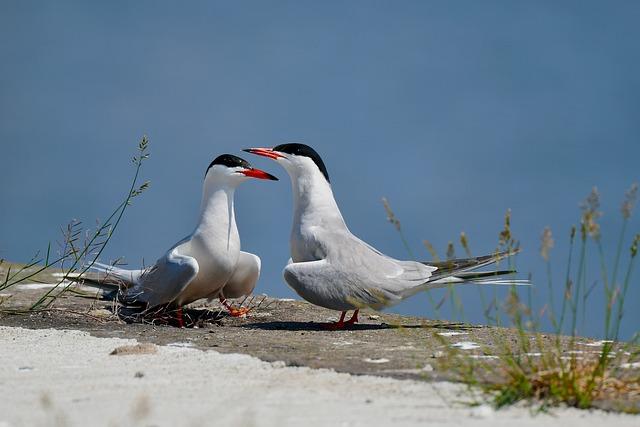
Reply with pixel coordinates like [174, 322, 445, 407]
[0, 326, 637, 427]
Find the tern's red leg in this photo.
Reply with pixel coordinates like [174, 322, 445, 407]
[345, 309, 359, 325]
[322, 311, 347, 330]
[176, 306, 185, 328]
[219, 296, 250, 317]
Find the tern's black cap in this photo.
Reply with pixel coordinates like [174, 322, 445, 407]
[206, 154, 251, 176]
[273, 143, 330, 182]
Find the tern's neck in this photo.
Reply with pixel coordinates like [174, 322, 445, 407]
[290, 168, 346, 230]
[194, 180, 236, 234]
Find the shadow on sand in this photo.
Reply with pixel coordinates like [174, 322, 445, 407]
[242, 320, 482, 332]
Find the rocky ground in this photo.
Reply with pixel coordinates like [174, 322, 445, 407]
[0, 263, 638, 425]
[0, 280, 593, 382]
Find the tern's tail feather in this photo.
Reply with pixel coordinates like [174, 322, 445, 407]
[87, 262, 144, 286]
[65, 262, 144, 300]
[424, 250, 530, 289]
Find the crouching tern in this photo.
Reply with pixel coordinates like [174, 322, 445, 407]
[245, 143, 528, 329]
[86, 154, 278, 325]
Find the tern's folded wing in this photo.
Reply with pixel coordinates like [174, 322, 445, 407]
[283, 258, 399, 310]
[329, 232, 436, 289]
[124, 248, 199, 308]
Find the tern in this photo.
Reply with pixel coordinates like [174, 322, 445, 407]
[86, 154, 278, 325]
[245, 143, 528, 329]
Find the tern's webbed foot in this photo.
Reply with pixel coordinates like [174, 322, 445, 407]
[321, 310, 359, 330]
[219, 296, 251, 317]
[345, 309, 359, 325]
[321, 320, 345, 331]
[227, 306, 250, 317]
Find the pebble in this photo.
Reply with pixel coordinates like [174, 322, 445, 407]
[363, 358, 390, 364]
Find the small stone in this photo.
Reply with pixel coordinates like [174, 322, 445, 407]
[88, 308, 113, 319]
[110, 343, 157, 356]
[470, 404, 494, 418]
[134, 371, 144, 378]
[363, 358, 390, 364]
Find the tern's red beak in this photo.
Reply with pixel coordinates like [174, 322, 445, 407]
[240, 168, 278, 180]
[242, 147, 284, 160]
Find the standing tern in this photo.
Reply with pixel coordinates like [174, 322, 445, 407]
[245, 143, 528, 329]
[88, 154, 278, 325]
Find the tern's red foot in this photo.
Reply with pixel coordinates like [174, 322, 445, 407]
[219, 296, 250, 317]
[227, 306, 250, 317]
[322, 311, 348, 330]
[345, 309, 359, 325]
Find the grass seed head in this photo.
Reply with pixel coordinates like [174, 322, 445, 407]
[422, 239, 440, 262]
[460, 232, 472, 257]
[564, 279, 573, 300]
[621, 183, 638, 219]
[499, 209, 512, 246]
[580, 187, 602, 240]
[631, 234, 639, 258]
[381, 197, 401, 231]
[540, 227, 554, 261]
[446, 241, 455, 260]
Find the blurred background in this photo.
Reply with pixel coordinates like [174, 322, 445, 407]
[1, 1, 639, 339]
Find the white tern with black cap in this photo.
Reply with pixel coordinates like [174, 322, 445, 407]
[245, 143, 529, 329]
[87, 154, 278, 324]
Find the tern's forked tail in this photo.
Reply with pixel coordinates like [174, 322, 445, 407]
[65, 262, 142, 301]
[423, 249, 531, 289]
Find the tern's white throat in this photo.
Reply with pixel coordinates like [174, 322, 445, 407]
[284, 156, 346, 231]
[196, 174, 237, 234]
[190, 167, 244, 259]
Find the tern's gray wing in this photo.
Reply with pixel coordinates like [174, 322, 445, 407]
[325, 229, 436, 286]
[123, 246, 199, 308]
[284, 230, 436, 311]
[283, 259, 390, 310]
[220, 251, 261, 299]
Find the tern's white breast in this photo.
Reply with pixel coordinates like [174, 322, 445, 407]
[174, 185, 241, 304]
